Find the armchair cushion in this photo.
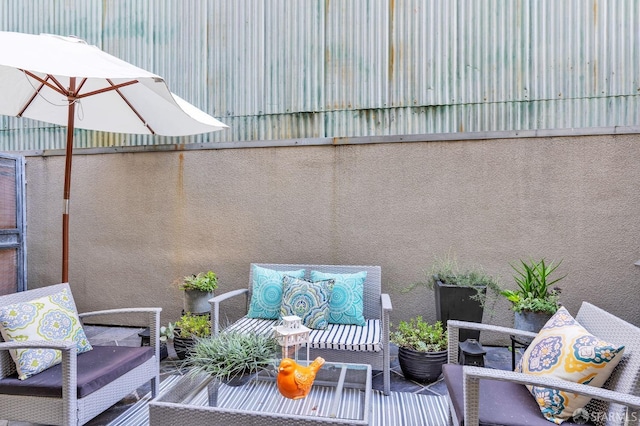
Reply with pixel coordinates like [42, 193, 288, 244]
[280, 276, 334, 329]
[517, 307, 625, 424]
[0, 345, 153, 398]
[443, 364, 584, 426]
[310, 270, 367, 326]
[247, 265, 305, 320]
[0, 288, 92, 379]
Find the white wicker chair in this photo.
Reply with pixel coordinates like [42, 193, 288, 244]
[0, 283, 161, 426]
[210, 263, 392, 395]
[443, 302, 640, 426]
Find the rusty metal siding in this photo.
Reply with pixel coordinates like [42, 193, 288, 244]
[1, 0, 639, 152]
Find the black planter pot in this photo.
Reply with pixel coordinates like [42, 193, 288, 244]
[397, 346, 447, 383]
[173, 335, 195, 360]
[434, 280, 486, 342]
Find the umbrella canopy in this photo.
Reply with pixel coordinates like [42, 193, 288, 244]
[0, 31, 228, 282]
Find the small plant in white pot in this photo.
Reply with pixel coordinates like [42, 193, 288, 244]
[178, 270, 219, 315]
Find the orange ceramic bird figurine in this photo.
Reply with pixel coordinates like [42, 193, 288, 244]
[277, 356, 325, 399]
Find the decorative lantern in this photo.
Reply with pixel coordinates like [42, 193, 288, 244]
[458, 338, 486, 367]
[273, 315, 311, 362]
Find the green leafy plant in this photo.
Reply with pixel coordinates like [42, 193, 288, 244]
[179, 271, 219, 292]
[160, 322, 176, 342]
[501, 258, 565, 315]
[186, 331, 279, 381]
[174, 312, 211, 338]
[406, 253, 502, 305]
[390, 316, 448, 352]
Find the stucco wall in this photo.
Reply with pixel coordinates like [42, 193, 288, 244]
[23, 134, 640, 343]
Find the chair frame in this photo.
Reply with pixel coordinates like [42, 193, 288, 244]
[446, 302, 640, 426]
[0, 283, 161, 426]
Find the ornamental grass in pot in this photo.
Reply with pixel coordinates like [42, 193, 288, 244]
[185, 331, 279, 386]
[390, 316, 448, 383]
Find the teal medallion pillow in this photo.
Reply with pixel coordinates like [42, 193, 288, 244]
[247, 265, 305, 319]
[0, 288, 93, 380]
[280, 276, 334, 330]
[310, 270, 367, 326]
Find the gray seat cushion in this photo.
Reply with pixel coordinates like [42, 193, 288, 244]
[443, 364, 588, 425]
[0, 346, 154, 398]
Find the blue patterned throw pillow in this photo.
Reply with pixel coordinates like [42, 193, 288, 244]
[310, 270, 367, 326]
[247, 265, 305, 319]
[0, 288, 93, 380]
[280, 276, 334, 329]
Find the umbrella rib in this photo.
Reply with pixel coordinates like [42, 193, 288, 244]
[105, 78, 156, 134]
[18, 71, 69, 116]
[75, 80, 138, 99]
[17, 77, 48, 117]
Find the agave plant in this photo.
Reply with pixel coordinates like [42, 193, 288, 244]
[501, 258, 565, 314]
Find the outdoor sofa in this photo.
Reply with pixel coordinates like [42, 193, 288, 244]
[210, 263, 392, 395]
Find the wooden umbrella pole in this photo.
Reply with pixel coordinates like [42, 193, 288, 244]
[62, 77, 76, 283]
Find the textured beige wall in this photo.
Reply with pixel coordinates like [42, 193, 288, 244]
[24, 134, 640, 343]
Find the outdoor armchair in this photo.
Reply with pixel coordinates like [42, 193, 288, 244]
[443, 302, 640, 426]
[0, 283, 161, 426]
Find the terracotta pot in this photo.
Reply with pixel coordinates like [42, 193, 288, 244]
[397, 346, 447, 383]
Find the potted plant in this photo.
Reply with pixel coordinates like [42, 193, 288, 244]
[407, 254, 501, 342]
[179, 270, 219, 315]
[172, 312, 212, 360]
[390, 316, 448, 383]
[501, 258, 565, 337]
[186, 331, 279, 386]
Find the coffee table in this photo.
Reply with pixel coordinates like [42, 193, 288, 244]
[149, 361, 372, 425]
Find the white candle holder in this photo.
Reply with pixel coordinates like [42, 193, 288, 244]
[273, 315, 310, 362]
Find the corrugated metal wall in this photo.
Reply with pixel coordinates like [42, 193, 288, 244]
[1, 0, 639, 151]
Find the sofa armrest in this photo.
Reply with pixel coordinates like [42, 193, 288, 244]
[461, 366, 640, 426]
[380, 293, 392, 339]
[447, 319, 538, 364]
[209, 289, 249, 335]
[381, 293, 392, 313]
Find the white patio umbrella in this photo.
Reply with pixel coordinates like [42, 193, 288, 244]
[0, 31, 228, 283]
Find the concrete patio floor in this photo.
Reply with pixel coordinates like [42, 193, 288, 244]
[1, 325, 517, 426]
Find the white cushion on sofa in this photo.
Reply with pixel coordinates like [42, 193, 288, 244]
[227, 316, 382, 352]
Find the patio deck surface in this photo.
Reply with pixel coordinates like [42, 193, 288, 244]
[0, 325, 515, 426]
